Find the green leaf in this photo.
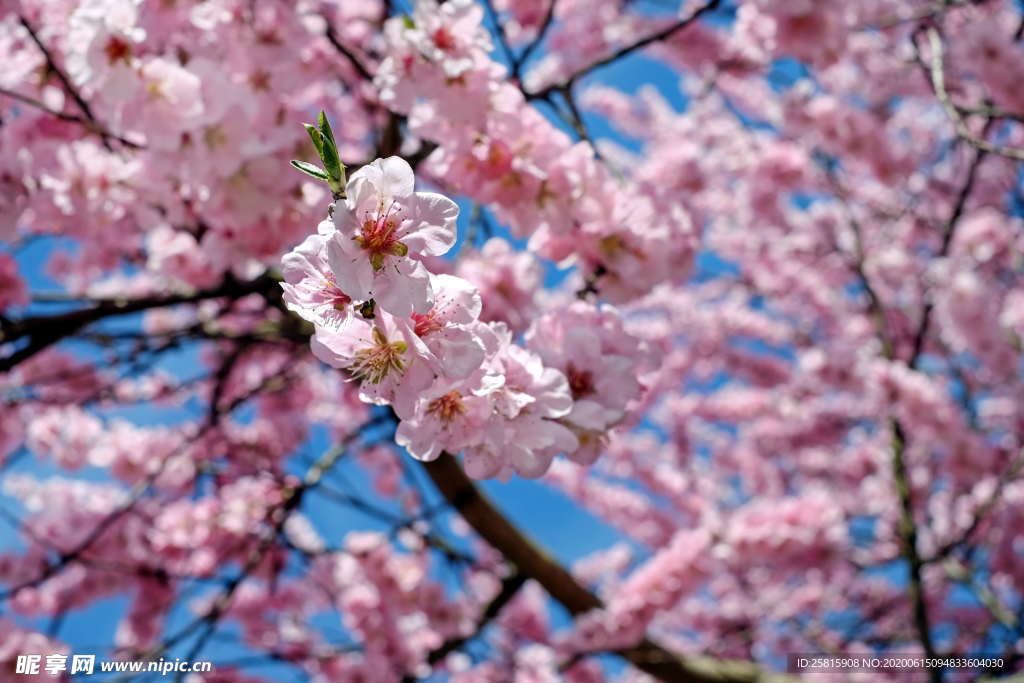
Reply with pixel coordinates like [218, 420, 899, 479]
[318, 110, 337, 148]
[314, 112, 343, 185]
[290, 160, 329, 180]
[401, 15, 415, 29]
[320, 141, 343, 183]
[303, 124, 324, 157]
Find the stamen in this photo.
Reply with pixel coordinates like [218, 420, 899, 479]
[427, 391, 466, 424]
[348, 328, 408, 384]
[566, 363, 595, 399]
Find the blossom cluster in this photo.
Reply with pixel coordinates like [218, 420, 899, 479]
[374, 0, 698, 302]
[3, 0, 1024, 679]
[282, 156, 652, 478]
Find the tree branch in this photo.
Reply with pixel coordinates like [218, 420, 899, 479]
[908, 124, 990, 368]
[888, 419, 939, 679]
[324, 22, 374, 81]
[0, 272, 280, 373]
[513, 0, 558, 80]
[420, 453, 774, 683]
[17, 15, 141, 150]
[527, 0, 721, 99]
[919, 27, 1024, 161]
[402, 571, 528, 681]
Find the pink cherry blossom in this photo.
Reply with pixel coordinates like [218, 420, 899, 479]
[0, 252, 27, 311]
[326, 156, 458, 317]
[394, 373, 496, 462]
[280, 231, 354, 329]
[455, 237, 540, 333]
[310, 311, 434, 419]
[406, 273, 486, 379]
[4, 0, 1024, 679]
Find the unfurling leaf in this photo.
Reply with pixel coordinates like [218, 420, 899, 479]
[290, 160, 329, 180]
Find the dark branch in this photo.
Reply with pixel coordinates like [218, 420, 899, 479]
[420, 452, 772, 683]
[17, 15, 141, 149]
[324, 22, 375, 81]
[0, 272, 280, 373]
[527, 0, 721, 99]
[402, 571, 528, 681]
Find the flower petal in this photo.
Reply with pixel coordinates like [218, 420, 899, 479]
[373, 258, 433, 316]
[402, 192, 458, 256]
[326, 234, 373, 301]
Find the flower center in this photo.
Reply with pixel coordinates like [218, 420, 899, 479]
[348, 328, 408, 384]
[432, 27, 456, 51]
[322, 272, 352, 311]
[428, 391, 466, 424]
[566, 363, 595, 399]
[355, 204, 408, 270]
[203, 125, 228, 149]
[104, 36, 132, 64]
[411, 310, 443, 337]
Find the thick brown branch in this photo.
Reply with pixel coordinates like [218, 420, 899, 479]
[421, 453, 773, 683]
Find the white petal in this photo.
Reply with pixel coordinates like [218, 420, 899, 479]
[378, 156, 415, 198]
[402, 192, 458, 256]
[326, 235, 373, 301]
[433, 327, 485, 379]
[431, 273, 481, 323]
[374, 258, 433, 316]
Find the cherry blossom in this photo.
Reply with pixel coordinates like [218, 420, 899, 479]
[325, 156, 458, 317]
[2, 0, 1024, 680]
[280, 232, 354, 329]
[310, 311, 435, 419]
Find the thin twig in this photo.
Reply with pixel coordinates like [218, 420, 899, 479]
[527, 0, 721, 99]
[17, 15, 141, 149]
[513, 0, 558, 80]
[920, 27, 1024, 161]
[402, 572, 528, 681]
[324, 22, 374, 81]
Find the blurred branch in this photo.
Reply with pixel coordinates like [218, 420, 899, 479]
[403, 571, 528, 680]
[819, 162, 894, 357]
[125, 429, 371, 682]
[513, 0, 558, 80]
[17, 15, 141, 150]
[876, 125, 992, 677]
[918, 27, 1024, 161]
[324, 21, 374, 81]
[481, 0, 517, 70]
[528, 0, 721, 99]
[0, 272, 280, 373]
[0, 362, 299, 607]
[926, 449, 1024, 564]
[908, 118, 992, 369]
[420, 452, 775, 683]
[888, 419, 939, 677]
[944, 557, 1018, 629]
